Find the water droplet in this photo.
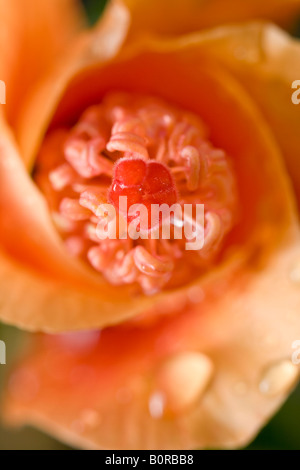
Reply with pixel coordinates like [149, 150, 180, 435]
[259, 360, 299, 397]
[187, 286, 205, 304]
[71, 409, 101, 434]
[58, 331, 100, 353]
[289, 263, 300, 284]
[148, 391, 165, 419]
[80, 409, 100, 428]
[153, 352, 213, 414]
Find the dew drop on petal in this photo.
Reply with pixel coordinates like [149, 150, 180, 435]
[187, 286, 205, 304]
[80, 409, 101, 429]
[259, 360, 299, 397]
[57, 330, 100, 353]
[289, 263, 300, 284]
[148, 391, 166, 419]
[71, 409, 101, 434]
[153, 352, 214, 415]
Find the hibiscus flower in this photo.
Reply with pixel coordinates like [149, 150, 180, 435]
[1, 0, 300, 450]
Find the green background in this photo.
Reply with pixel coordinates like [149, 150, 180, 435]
[0, 0, 299, 450]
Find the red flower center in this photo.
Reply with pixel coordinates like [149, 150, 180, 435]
[108, 158, 178, 228]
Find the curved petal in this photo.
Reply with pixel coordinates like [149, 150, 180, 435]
[0, 2, 140, 333]
[16, 0, 130, 167]
[1, 18, 299, 332]
[0, 0, 85, 127]
[184, 23, 300, 210]
[3, 231, 300, 449]
[118, 0, 300, 37]
[0, 114, 154, 332]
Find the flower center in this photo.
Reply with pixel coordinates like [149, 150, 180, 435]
[108, 158, 178, 227]
[34, 92, 238, 295]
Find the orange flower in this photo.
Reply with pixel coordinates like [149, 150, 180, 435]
[1, 0, 300, 450]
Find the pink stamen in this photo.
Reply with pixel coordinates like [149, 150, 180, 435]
[49, 163, 77, 191]
[79, 189, 107, 215]
[107, 132, 149, 159]
[133, 246, 174, 277]
[35, 93, 238, 295]
[65, 137, 112, 178]
[59, 198, 91, 221]
[180, 146, 200, 191]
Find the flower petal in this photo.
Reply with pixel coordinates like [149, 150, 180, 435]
[0, 0, 85, 127]
[119, 0, 300, 37]
[0, 114, 153, 332]
[16, 0, 130, 167]
[187, 23, 300, 209]
[1, 21, 299, 332]
[3, 233, 300, 449]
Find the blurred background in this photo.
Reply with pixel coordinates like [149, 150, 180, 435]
[0, 0, 300, 450]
